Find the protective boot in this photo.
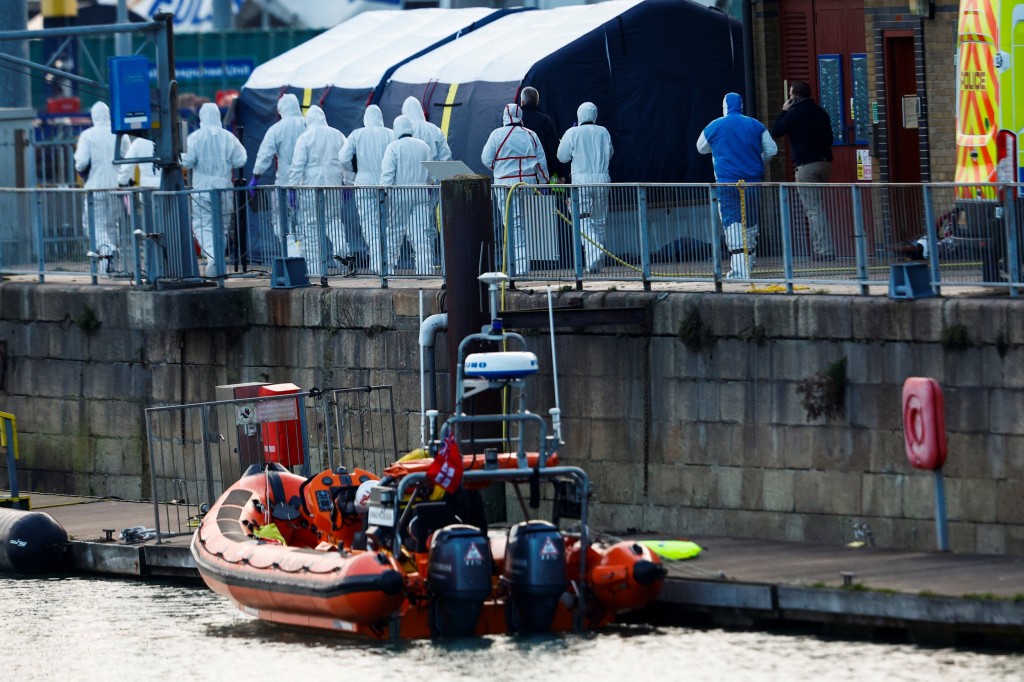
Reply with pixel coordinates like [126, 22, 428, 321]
[724, 222, 758, 280]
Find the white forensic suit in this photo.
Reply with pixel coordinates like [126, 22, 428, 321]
[481, 103, 549, 277]
[340, 105, 394, 274]
[117, 137, 160, 189]
[557, 102, 613, 273]
[74, 101, 130, 272]
[288, 105, 349, 277]
[252, 93, 306, 238]
[379, 115, 434, 275]
[401, 96, 452, 161]
[180, 102, 247, 277]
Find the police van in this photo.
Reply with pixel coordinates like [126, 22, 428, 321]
[954, 0, 1024, 280]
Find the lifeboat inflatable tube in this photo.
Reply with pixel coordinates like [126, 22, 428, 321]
[191, 464, 407, 631]
[0, 507, 69, 574]
[902, 377, 947, 471]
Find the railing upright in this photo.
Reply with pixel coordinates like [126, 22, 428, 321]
[709, 186, 722, 290]
[571, 187, 583, 288]
[87, 192, 98, 285]
[33, 189, 45, 282]
[637, 185, 651, 289]
[779, 185, 794, 294]
[1004, 189, 1021, 297]
[851, 185, 868, 295]
[922, 184, 941, 296]
[211, 189, 226, 286]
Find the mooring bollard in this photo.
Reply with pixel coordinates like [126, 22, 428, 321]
[901, 377, 949, 551]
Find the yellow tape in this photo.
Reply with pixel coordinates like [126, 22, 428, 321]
[42, 0, 77, 17]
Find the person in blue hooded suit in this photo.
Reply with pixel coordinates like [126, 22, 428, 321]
[697, 92, 777, 279]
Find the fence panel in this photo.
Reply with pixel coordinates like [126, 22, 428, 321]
[144, 385, 398, 541]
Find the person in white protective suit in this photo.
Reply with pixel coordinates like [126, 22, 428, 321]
[401, 96, 452, 161]
[481, 103, 549, 277]
[379, 115, 435, 275]
[557, 102, 612, 274]
[696, 92, 777, 279]
[117, 137, 160, 189]
[288, 105, 350, 277]
[180, 102, 247, 277]
[340, 105, 394, 274]
[74, 101, 130, 273]
[251, 93, 306, 239]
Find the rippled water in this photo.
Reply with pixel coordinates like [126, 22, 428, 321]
[2, 577, 1022, 681]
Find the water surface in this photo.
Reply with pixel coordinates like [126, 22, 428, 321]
[3, 577, 1022, 681]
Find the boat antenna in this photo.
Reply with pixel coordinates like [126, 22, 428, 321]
[418, 289, 426, 448]
[547, 286, 563, 444]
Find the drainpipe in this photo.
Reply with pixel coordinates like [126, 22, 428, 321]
[419, 312, 448, 443]
[742, 0, 757, 119]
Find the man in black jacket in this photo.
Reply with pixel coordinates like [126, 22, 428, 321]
[519, 87, 564, 182]
[772, 81, 835, 259]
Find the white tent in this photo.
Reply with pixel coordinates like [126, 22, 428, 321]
[236, 7, 506, 180]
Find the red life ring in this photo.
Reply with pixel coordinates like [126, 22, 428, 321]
[902, 377, 947, 471]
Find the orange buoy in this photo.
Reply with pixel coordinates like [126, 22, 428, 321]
[902, 377, 947, 471]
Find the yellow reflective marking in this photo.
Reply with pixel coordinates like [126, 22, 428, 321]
[440, 83, 459, 138]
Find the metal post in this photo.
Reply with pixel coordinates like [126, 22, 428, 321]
[637, 185, 651, 290]
[1005, 189, 1020, 298]
[779, 185, 794, 294]
[297, 397, 311, 478]
[852, 185, 868, 295]
[378, 188, 389, 289]
[710, 186, 723, 290]
[0, 0, 29, 108]
[87, 191, 98, 285]
[933, 468, 949, 551]
[200, 404, 217, 511]
[922, 184, 941, 296]
[571, 187, 583, 289]
[33, 190, 45, 282]
[115, 0, 131, 56]
[210, 188, 225, 285]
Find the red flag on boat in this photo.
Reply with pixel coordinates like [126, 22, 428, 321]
[427, 432, 463, 493]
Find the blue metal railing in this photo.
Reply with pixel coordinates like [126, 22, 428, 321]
[2, 181, 1022, 297]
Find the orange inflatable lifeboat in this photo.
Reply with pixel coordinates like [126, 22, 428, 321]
[192, 271, 667, 639]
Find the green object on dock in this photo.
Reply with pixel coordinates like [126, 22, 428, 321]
[640, 539, 703, 560]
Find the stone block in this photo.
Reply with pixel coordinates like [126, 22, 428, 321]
[792, 470, 861, 515]
[949, 299, 1008, 346]
[990, 388, 1024, 436]
[13, 357, 83, 398]
[796, 296, 852, 340]
[763, 469, 795, 511]
[753, 295, 799, 339]
[851, 297, 912, 342]
[87, 400, 146, 439]
[712, 465, 742, 509]
[995, 479, 1024, 525]
[975, 524, 1007, 554]
[861, 472, 902, 518]
[94, 436, 145, 477]
[676, 506, 726, 536]
[641, 504, 679, 535]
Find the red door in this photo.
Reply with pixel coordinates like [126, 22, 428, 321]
[778, 0, 867, 183]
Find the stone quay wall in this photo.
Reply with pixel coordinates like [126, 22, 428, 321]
[1, 282, 1022, 555]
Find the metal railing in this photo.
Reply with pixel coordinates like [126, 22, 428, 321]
[4, 181, 1023, 296]
[143, 384, 399, 541]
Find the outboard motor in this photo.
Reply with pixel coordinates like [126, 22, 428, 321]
[503, 520, 567, 634]
[427, 524, 493, 638]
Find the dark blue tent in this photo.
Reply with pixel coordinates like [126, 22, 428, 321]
[377, 0, 744, 183]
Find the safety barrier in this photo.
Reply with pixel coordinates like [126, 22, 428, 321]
[1, 411, 29, 509]
[2, 181, 1022, 296]
[143, 384, 399, 541]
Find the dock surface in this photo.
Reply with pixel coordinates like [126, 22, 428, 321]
[11, 492, 1024, 643]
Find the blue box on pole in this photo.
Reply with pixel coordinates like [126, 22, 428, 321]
[109, 56, 152, 132]
[888, 262, 936, 300]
